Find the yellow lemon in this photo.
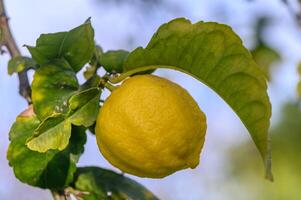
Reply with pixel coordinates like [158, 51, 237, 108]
[96, 74, 207, 178]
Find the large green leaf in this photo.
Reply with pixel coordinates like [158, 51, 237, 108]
[28, 75, 101, 152]
[31, 59, 79, 121]
[113, 18, 272, 179]
[73, 167, 159, 200]
[7, 113, 86, 189]
[26, 20, 94, 72]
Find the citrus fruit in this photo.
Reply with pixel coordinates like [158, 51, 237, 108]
[95, 74, 207, 178]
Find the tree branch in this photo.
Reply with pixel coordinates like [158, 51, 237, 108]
[0, 0, 31, 104]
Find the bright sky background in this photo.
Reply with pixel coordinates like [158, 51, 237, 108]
[1, 0, 301, 199]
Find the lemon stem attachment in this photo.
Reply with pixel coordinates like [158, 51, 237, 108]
[104, 82, 116, 92]
[99, 74, 118, 92]
[109, 66, 160, 83]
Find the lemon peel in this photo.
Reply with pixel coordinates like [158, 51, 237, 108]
[96, 74, 207, 178]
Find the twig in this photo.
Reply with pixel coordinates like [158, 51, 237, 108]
[0, 0, 31, 104]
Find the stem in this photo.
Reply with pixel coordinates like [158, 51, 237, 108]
[104, 82, 117, 92]
[0, 0, 31, 104]
[109, 66, 159, 83]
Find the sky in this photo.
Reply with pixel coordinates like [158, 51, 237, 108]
[0, 0, 301, 199]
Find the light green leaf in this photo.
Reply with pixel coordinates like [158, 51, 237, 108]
[7, 114, 86, 189]
[26, 113, 71, 152]
[99, 50, 129, 73]
[26, 20, 95, 72]
[68, 88, 101, 127]
[115, 18, 272, 179]
[251, 44, 280, 80]
[29, 76, 100, 152]
[32, 59, 79, 121]
[68, 75, 101, 127]
[73, 167, 159, 200]
[8, 56, 36, 75]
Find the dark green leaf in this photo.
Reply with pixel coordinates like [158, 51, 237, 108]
[100, 50, 129, 73]
[119, 18, 272, 179]
[73, 167, 159, 200]
[7, 114, 86, 189]
[32, 59, 79, 121]
[8, 56, 36, 75]
[26, 20, 95, 72]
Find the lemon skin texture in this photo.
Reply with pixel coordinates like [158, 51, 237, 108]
[96, 74, 207, 178]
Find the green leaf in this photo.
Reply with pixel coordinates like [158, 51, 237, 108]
[117, 18, 272, 179]
[32, 59, 79, 121]
[7, 114, 86, 189]
[73, 167, 159, 200]
[68, 75, 101, 127]
[99, 50, 129, 73]
[26, 113, 72, 152]
[29, 75, 100, 152]
[7, 56, 36, 75]
[68, 88, 101, 127]
[26, 20, 95, 72]
[251, 44, 280, 80]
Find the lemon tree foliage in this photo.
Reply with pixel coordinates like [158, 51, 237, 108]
[112, 18, 272, 179]
[26, 20, 94, 72]
[99, 50, 129, 73]
[73, 167, 159, 200]
[7, 113, 86, 189]
[7, 56, 36, 75]
[250, 17, 280, 80]
[31, 59, 79, 121]
[26, 113, 72, 152]
[28, 74, 101, 152]
[251, 44, 280, 80]
[6, 17, 272, 198]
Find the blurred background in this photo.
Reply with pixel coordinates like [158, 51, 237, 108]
[1, 0, 301, 199]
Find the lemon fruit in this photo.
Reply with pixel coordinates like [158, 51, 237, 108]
[95, 74, 207, 178]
